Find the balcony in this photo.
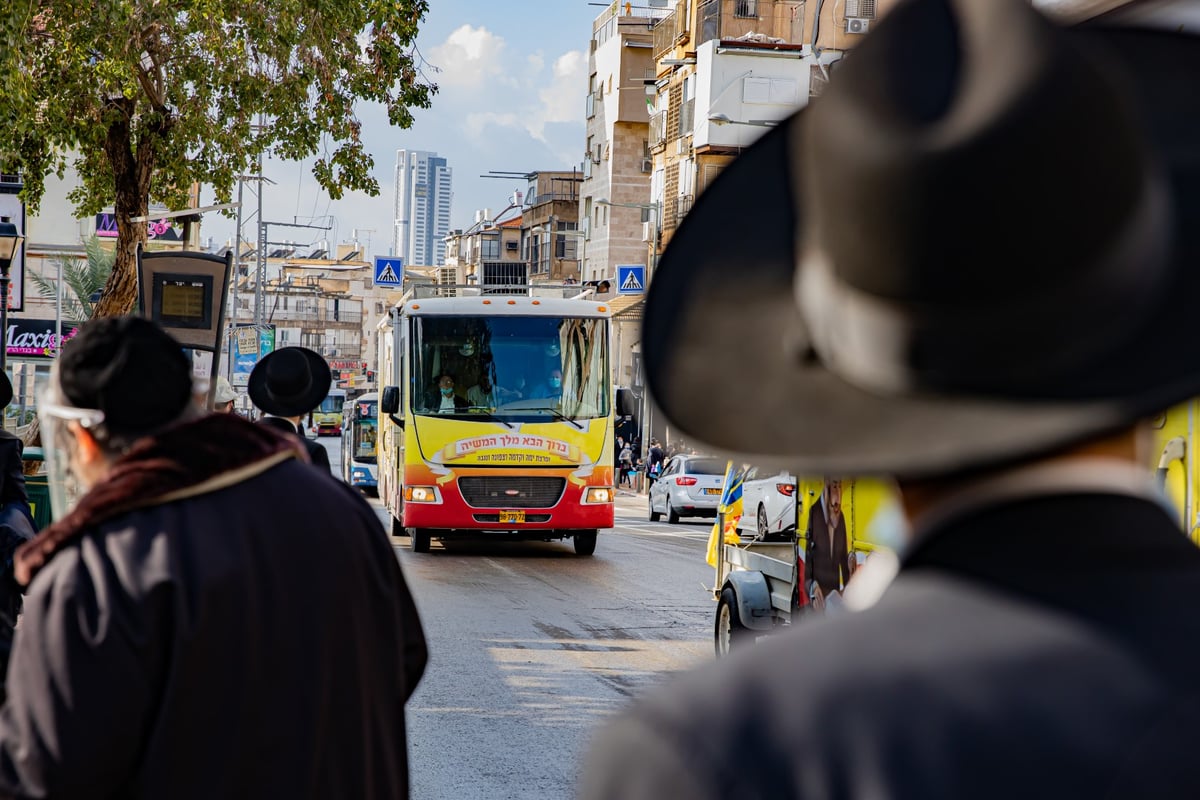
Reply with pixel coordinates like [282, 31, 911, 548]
[676, 194, 695, 221]
[653, 10, 676, 61]
[698, 0, 805, 47]
[649, 111, 667, 148]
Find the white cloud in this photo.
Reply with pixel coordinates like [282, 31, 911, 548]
[428, 24, 507, 89]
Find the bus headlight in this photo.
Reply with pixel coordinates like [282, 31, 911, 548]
[405, 486, 439, 503]
[583, 487, 613, 504]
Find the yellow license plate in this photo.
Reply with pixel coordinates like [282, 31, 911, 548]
[499, 510, 526, 524]
[704, 488, 722, 495]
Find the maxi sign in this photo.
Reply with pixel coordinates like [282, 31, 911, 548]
[4, 319, 79, 358]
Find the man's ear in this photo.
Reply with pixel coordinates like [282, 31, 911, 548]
[68, 421, 104, 466]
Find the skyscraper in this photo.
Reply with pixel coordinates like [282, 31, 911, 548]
[393, 150, 453, 265]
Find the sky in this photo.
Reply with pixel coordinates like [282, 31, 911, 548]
[200, 0, 604, 260]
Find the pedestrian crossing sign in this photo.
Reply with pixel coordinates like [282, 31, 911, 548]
[617, 264, 646, 295]
[374, 256, 404, 287]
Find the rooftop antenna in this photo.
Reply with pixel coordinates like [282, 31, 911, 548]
[352, 228, 376, 255]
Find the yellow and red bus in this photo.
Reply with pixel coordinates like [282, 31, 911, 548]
[377, 289, 614, 555]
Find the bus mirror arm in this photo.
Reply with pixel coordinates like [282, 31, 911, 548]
[388, 413, 405, 429]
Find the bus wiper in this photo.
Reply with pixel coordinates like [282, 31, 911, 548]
[466, 407, 515, 430]
[537, 405, 583, 430]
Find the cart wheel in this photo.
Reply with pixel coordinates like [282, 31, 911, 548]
[715, 586, 750, 657]
[408, 528, 431, 553]
[573, 530, 598, 556]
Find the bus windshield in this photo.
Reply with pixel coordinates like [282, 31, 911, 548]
[318, 392, 345, 414]
[352, 399, 377, 464]
[412, 316, 609, 421]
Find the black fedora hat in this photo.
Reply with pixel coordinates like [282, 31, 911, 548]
[247, 347, 331, 418]
[645, 0, 1200, 479]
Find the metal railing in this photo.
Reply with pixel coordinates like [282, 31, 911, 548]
[653, 9, 677, 60]
[698, 0, 805, 46]
[649, 111, 667, 147]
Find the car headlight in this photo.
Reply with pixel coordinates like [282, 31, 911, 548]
[404, 486, 439, 503]
[583, 486, 613, 504]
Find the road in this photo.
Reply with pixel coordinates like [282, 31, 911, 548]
[314, 430, 717, 799]
[391, 496, 715, 799]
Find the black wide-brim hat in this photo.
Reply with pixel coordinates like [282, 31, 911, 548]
[247, 346, 331, 418]
[645, 0, 1200, 479]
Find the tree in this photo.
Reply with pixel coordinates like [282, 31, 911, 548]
[0, 0, 435, 317]
[28, 236, 115, 323]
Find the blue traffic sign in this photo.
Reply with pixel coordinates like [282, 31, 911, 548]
[374, 256, 404, 287]
[616, 264, 646, 295]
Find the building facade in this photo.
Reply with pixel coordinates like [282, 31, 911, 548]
[580, 2, 668, 286]
[392, 149, 453, 266]
[648, 0, 900, 255]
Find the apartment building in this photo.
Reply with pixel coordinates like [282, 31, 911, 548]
[648, 0, 899, 252]
[393, 149, 453, 266]
[579, 2, 669, 286]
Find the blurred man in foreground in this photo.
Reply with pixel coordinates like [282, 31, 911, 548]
[0, 316, 426, 799]
[582, 0, 1200, 796]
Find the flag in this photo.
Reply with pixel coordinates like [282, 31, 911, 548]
[705, 462, 745, 567]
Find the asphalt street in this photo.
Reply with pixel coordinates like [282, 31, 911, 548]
[319, 432, 720, 799]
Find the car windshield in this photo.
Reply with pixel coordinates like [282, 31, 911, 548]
[411, 315, 609, 421]
[684, 458, 725, 475]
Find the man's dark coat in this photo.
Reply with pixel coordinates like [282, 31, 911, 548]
[259, 415, 331, 471]
[582, 493, 1200, 798]
[0, 414, 426, 799]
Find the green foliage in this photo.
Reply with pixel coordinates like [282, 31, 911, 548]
[28, 236, 115, 322]
[0, 0, 436, 214]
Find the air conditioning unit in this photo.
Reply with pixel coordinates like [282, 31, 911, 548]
[640, 158, 653, 173]
[845, 17, 870, 34]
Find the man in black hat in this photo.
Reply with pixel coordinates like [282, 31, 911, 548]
[248, 346, 332, 472]
[582, 1, 1200, 797]
[0, 316, 426, 798]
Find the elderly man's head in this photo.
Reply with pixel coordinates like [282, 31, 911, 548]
[44, 316, 196, 491]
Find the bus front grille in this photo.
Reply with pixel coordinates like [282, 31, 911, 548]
[459, 477, 567, 509]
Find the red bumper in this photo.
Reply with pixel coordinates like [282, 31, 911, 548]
[402, 468, 614, 531]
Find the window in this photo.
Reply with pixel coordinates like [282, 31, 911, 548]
[411, 315, 610, 421]
[735, 0, 758, 18]
[845, 0, 876, 18]
[480, 235, 500, 261]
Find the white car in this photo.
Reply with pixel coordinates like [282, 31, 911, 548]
[648, 456, 726, 523]
[736, 466, 798, 539]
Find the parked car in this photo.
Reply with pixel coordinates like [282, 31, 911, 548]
[736, 466, 797, 539]
[648, 455, 726, 523]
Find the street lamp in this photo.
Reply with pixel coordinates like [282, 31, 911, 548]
[0, 217, 25, 379]
[595, 198, 661, 465]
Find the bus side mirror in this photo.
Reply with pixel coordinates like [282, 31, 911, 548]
[381, 385, 404, 429]
[381, 386, 400, 414]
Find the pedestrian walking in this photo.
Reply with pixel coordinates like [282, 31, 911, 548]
[647, 439, 664, 486]
[248, 346, 333, 472]
[618, 442, 633, 488]
[0, 316, 426, 798]
[582, 1, 1200, 797]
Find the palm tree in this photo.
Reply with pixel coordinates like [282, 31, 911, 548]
[29, 236, 115, 323]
